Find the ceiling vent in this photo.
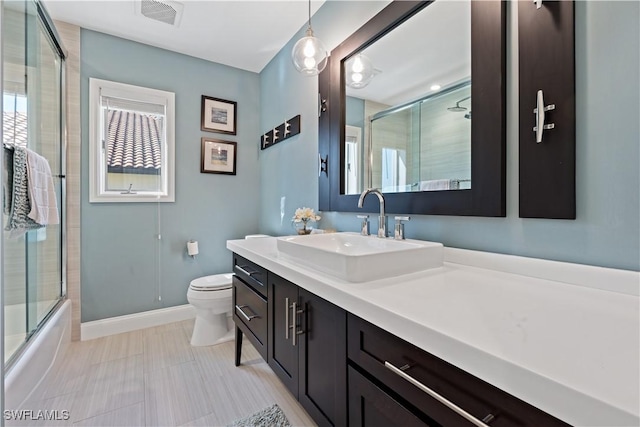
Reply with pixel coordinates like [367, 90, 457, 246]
[136, 0, 184, 27]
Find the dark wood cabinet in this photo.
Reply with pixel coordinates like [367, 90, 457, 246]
[349, 366, 435, 427]
[232, 252, 569, 427]
[232, 276, 267, 363]
[347, 314, 570, 427]
[268, 273, 347, 427]
[267, 274, 299, 392]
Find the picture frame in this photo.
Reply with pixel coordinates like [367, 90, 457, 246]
[201, 138, 237, 175]
[201, 95, 237, 135]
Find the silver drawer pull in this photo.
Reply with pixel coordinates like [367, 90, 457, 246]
[235, 265, 254, 277]
[285, 297, 290, 340]
[384, 361, 490, 427]
[235, 305, 258, 322]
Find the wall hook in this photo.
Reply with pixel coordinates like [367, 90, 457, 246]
[533, 89, 555, 143]
[318, 154, 328, 177]
[534, 0, 542, 9]
[318, 93, 327, 117]
[260, 115, 301, 150]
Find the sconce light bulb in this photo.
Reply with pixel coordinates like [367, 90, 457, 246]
[351, 72, 363, 83]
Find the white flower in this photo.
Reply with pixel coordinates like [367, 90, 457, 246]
[292, 207, 321, 223]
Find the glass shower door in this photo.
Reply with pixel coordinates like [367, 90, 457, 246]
[2, 0, 65, 364]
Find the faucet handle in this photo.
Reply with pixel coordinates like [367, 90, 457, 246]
[394, 216, 410, 240]
[357, 215, 370, 236]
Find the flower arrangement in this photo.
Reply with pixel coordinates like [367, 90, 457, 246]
[292, 207, 321, 234]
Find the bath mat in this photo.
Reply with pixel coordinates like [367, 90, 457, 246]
[228, 404, 291, 427]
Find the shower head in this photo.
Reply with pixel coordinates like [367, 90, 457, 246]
[447, 95, 472, 113]
[447, 102, 467, 112]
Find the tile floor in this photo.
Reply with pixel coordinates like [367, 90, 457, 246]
[7, 320, 316, 426]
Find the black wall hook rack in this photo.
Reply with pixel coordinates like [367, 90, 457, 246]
[260, 115, 301, 150]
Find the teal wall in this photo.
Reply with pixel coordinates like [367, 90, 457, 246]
[259, 1, 640, 271]
[80, 30, 261, 322]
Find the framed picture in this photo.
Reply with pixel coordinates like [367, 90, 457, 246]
[201, 95, 237, 135]
[201, 138, 237, 175]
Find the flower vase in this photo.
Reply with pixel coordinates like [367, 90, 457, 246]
[296, 221, 312, 235]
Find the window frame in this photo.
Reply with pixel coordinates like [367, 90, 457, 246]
[89, 78, 175, 203]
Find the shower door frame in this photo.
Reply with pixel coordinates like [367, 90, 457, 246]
[2, 0, 68, 369]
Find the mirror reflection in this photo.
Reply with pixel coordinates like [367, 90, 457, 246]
[343, 0, 471, 195]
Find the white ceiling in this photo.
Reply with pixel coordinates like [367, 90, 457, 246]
[43, 0, 326, 73]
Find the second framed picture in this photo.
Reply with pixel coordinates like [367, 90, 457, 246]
[201, 138, 237, 175]
[201, 95, 237, 135]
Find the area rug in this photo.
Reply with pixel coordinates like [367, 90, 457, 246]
[228, 404, 292, 427]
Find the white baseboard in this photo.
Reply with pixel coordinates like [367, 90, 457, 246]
[81, 304, 196, 341]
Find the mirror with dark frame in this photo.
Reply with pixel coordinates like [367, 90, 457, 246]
[318, 0, 506, 217]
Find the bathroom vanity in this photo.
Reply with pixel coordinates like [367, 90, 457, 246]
[228, 235, 639, 427]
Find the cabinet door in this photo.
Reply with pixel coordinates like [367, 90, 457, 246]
[348, 366, 434, 427]
[298, 289, 347, 427]
[267, 274, 299, 395]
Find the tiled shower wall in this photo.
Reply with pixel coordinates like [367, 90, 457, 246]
[55, 20, 81, 341]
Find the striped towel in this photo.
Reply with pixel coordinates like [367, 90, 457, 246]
[5, 146, 43, 238]
[3, 146, 14, 215]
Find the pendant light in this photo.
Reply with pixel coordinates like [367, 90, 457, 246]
[345, 54, 375, 89]
[291, 0, 328, 76]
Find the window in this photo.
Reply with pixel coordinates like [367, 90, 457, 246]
[89, 78, 175, 202]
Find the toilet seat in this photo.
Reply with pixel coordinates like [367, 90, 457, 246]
[189, 283, 232, 292]
[189, 273, 233, 292]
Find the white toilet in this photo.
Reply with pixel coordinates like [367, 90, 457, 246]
[187, 273, 234, 346]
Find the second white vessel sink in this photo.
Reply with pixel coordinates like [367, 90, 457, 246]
[276, 232, 443, 282]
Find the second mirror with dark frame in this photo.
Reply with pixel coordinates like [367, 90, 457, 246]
[318, 0, 506, 217]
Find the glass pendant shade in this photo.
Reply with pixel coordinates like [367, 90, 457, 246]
[345, 54, 375, 89]
[292, 27, 328, 76]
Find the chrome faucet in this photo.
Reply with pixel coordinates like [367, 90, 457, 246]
[358, 188, 387, 238]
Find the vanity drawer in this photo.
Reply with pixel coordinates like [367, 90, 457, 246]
[347, 314, 569, 427]
[233, 253, 268, 298]
[233, 277, 267, 360]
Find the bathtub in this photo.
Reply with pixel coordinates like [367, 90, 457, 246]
[4, 300, 71, 411]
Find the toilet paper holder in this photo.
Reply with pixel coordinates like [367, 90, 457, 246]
[187, 240, 199, 257]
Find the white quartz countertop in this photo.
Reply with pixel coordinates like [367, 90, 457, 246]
[227, 237, 640, 427]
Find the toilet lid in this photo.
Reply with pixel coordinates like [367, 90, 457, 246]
[189, 274, 233, 292]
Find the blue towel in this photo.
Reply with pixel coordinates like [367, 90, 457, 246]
[5, 146, 42, 238]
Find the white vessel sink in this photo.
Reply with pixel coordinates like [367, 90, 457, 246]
[276, 232, 443, 282]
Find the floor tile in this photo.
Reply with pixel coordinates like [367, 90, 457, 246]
[143, 330, 194, 373]
[89, 330, 144, 364]
[71, 354, 144, 422]
[144, 361, 215, 426]
[73, 402, 145, 426]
